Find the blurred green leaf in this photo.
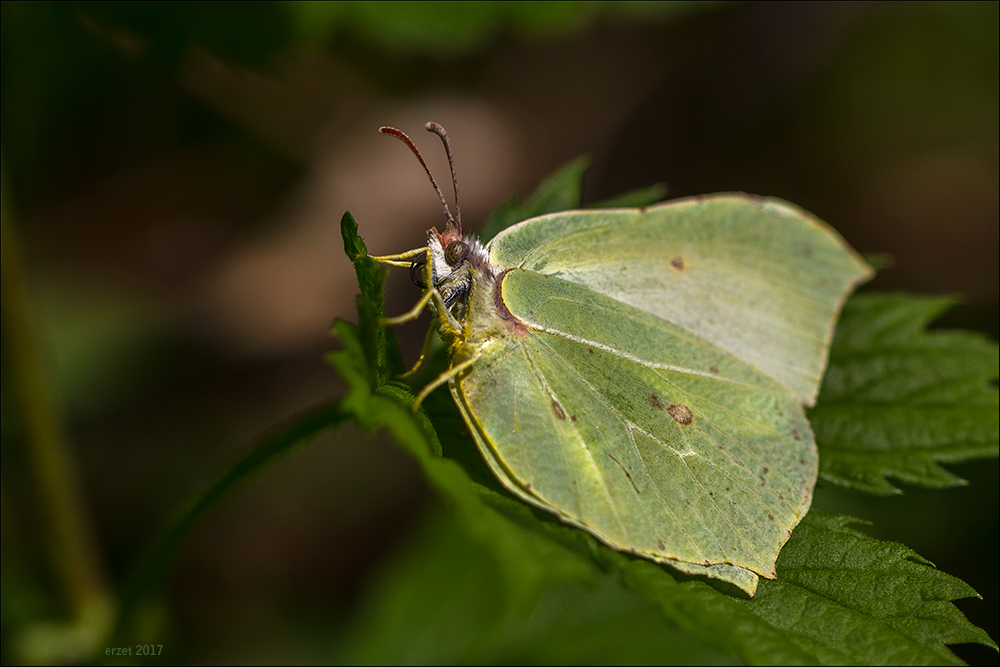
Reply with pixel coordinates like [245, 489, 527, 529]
[117, 400, 348, 636]
[478, 156, 590, 242]
[823, 2, 999, 165]
[477, 157, 667, 243]
[811, 294, 999, 495]
[34, 283, 160, 419]
[340, 512, 733, 665]
[291, 1, 708, 58]
[590, 181, 668, 209]
[77, 2, 294, 70]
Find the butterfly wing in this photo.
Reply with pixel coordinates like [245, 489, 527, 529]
[451, 269, 817, 595]
[487, 195, 874, 406]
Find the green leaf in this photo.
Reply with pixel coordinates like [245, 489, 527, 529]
[811, 293, 1000, 495]
[612, 513, 996, 665]
[339, 211, 404, 386]
[340, 208, 368, 261]
[749, 513, 996, 664]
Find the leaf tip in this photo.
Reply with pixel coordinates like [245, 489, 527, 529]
[340, 210, 367, 261]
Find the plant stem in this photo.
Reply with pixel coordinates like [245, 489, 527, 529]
[1, 158, 115, 659]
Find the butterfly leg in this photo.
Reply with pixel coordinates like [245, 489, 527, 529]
[382, 287, 435, 325]
[411, 348, 479, 411]
[369, 247, 427, 267]
[382, 281, 463, 338]
[381, 282, 464, 384]
[397, 323, 437, 380]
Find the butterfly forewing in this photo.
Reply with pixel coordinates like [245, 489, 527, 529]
[487, 195, 874, 406]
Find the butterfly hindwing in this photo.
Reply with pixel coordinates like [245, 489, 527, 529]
[452, 269, 816, 594]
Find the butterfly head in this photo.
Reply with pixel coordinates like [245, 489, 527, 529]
[380, 122, 496, 319]
[414, 230, 492, 318]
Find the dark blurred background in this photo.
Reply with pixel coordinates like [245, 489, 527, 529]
[2, 2, 996, 663]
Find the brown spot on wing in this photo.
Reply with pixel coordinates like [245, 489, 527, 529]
[667, 404, 693, 425]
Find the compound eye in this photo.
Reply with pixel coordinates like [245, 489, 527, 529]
[410, 257, 428, 288]
[444, 240, 468, 267]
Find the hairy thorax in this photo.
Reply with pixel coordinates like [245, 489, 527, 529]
[428, 232, 521, 364]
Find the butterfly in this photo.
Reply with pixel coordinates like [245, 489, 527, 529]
[370, 122, 873, 595]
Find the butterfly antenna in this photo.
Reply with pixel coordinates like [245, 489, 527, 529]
[379, 126, 456, 229]
[425, 122, 461, 233]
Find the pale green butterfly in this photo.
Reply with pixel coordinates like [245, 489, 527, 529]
[371, 123, 873, 596]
